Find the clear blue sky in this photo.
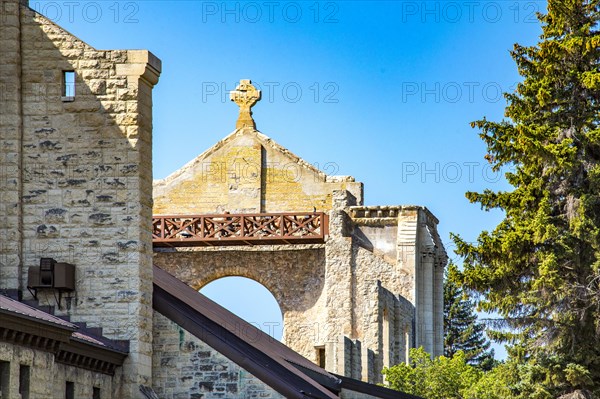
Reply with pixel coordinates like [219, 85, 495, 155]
[44, 0, 545, 352]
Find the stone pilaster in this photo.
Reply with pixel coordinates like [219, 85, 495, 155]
[433, 256, 445, 356]
[0, 0, 24, 295]
[420, 250, 435, 355]
[113, 50, 161, 397]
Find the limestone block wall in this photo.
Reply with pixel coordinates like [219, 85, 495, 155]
[153, 128, 363, 214]
[319, 203, 446, 381]
[153, 246, 328, 363]
[152, 312, 284, 399]
[317, 199, 411, 381]
[0, 342, 115, 399]
[322, 240, 414, 383]
[340, 389, 388, 399]
[0, 0, 25, 296]
[0, 3, 162, 396]
[349, 206, 446, 358]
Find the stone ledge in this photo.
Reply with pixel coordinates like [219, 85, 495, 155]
[116, 50, 161, 87]
[351, 217, 397, 227]
[348, 205, 439, 224]
[154, 243, 326, 253]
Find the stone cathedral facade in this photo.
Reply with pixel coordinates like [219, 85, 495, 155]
[0, 1, 446, 398]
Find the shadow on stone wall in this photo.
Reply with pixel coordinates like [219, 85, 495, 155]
[153, 247, 326, 314]
[16, 5, 158, 396]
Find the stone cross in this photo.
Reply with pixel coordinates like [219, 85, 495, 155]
[230, 79, 261, 129]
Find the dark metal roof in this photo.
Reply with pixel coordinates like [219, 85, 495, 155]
[0, 294, 77, 329]
[0, 294, 128, 375]
[335, 374, 425, 399]
[71, 330, 129, 354]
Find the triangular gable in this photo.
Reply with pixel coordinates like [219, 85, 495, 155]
[153, 127, 363, 214]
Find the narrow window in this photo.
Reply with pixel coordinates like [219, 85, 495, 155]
[405, 327, 410, 364]
[93, 386, 101, 399]
[19, 365, 30, 399]
[382, 308, 390, 368]
[65, 381, 74, 399]
[315, 346, 326, 369]
[0, 361, 10, 398]
[62, 71, 75, 100]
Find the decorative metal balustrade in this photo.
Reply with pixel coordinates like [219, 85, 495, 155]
[152, 212, 328, 247]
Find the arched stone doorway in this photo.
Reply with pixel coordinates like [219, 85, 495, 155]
[153, 246, 329, 360]
[200, 276, 284, 341]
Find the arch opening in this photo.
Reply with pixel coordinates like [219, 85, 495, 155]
[199, 276, 284, 341]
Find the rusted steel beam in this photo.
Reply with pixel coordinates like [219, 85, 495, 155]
[152, 212, 328, 247]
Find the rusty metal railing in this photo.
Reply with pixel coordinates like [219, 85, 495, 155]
[152, 212, 328, 247]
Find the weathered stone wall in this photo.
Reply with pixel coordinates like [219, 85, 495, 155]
[340, 388, 388, 399]
[152, 312, 284, 399]
[353, 224, 398, 264]
[350, 206, 446, 358]
[153, 207, 425, 384]
[153, 128, 363, 214]
[0, 2, 161, 396]
[0, 342, 115, 399]
[306, 203, 444, 380]
[153, 245, 328, 362]
[322, 236, 414, 383]
[0, 0, 25, 296]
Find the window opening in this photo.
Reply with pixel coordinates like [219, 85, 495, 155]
[65, 381, 74, 399]
[382, 308, 391, 368]
[62, 71, 75, 100]
[316, 346, 326, 369]
[0, 361, 9, 398]
[19, 365, 30, 399]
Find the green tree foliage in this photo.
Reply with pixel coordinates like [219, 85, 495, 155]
[444, 263, 495, 370]
[451, 0, 600, 396]
[384, 350, 594, 399]
[383, 348, 513, 399]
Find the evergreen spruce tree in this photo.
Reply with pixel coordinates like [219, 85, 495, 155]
[452, 0, 600, 395]
[444, 263, 495, 371]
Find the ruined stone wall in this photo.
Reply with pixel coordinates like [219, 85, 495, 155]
[153, 128, 363, 214]
[153, 246, 329, 362]
[350, 206, 446, 358]
[0, 342, 115, 399]
[0, 3, 161, 396]
[322, 237, 414, 383]
[152, 312, 284, 399]
[153, 197, 445, 384]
